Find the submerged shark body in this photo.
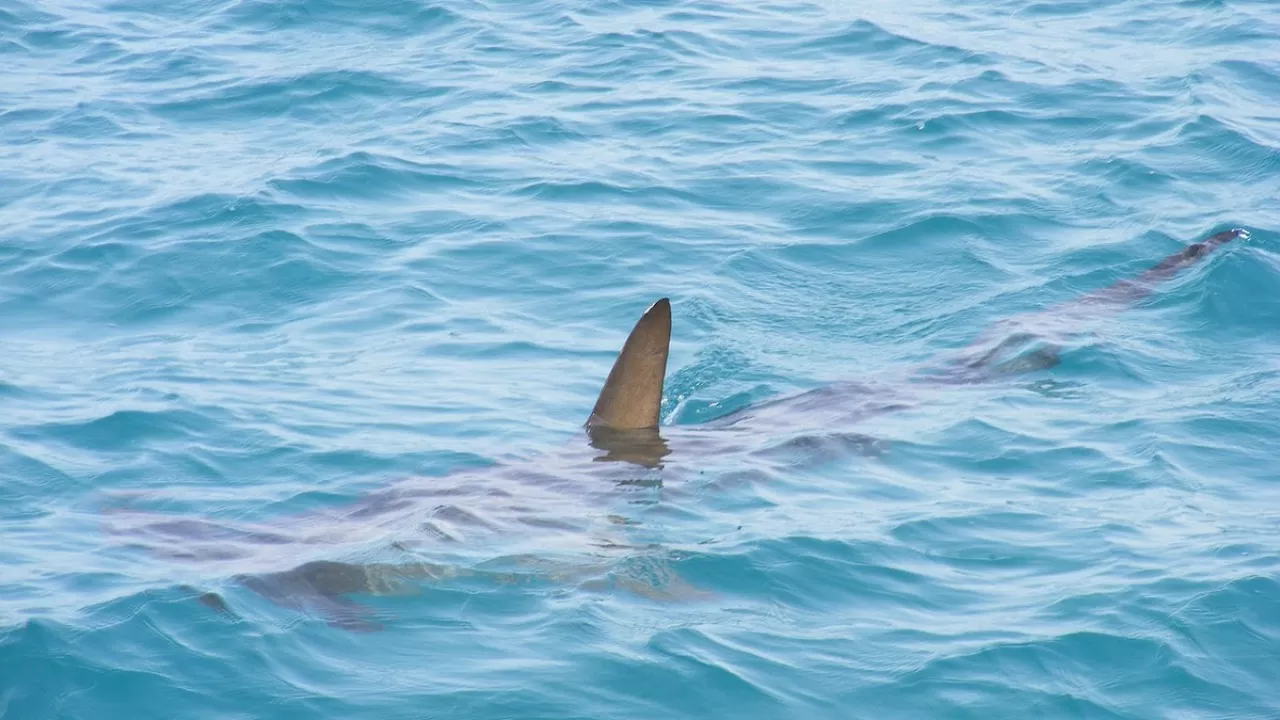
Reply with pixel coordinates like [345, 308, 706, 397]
[101, 228, 1248, 630]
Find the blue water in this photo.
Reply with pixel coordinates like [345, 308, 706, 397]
[3, 0, 1280, 717]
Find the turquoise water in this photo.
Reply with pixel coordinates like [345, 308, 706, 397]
[3, 0, 1280, 716]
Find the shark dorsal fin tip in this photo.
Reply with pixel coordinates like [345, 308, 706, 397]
[586, 298, 671, 431]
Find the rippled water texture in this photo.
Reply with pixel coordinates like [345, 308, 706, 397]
[3, 0, 1280, 717]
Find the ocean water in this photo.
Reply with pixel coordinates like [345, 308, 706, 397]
[2, 0, 1280, 717]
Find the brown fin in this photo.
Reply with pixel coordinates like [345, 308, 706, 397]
[586, 298, 671, 430]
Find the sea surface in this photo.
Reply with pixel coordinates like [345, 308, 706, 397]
[2, 0, 1280, 718]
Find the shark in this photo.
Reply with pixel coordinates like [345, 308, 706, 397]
[100, 227, 1249, 630]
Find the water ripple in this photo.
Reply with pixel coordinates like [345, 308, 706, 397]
[2, 0, 1279, 717]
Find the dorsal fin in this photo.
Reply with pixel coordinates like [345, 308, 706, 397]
[585, 298, 671, 430]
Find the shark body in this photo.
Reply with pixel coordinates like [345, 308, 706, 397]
[102, 228, 1248, 630]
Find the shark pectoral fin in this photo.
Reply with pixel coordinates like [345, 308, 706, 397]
[586, 298, 672, 431]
